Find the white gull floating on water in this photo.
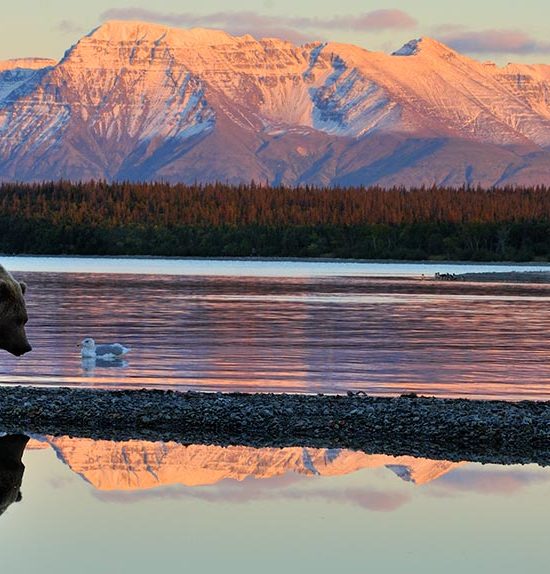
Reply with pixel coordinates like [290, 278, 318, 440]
[79, 338, 130, 360]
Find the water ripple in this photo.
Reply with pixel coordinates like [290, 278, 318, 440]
[0, 270, 549, 400]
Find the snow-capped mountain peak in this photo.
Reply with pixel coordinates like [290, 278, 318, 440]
[392, 38, 423, 56]
[87, 20, 250, 46]
[392, 37, 457, 58]
[1, 21, 550, 186]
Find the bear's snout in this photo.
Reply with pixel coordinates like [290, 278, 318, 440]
[12, 342, 32, 357]
[17, 343, 32, 357]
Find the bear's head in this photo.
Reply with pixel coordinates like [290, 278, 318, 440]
[0, 267, 32, 357]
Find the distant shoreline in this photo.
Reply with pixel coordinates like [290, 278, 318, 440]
[2, 253, 550, 266]
[0, 387, 548, 466]
[2, 254, 549, 281]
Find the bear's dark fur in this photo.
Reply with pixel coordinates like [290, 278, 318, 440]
[0, 434, 29, 517]
[0, 265, 31, 356]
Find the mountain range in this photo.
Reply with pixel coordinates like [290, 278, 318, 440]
[1, 20, 550, 187]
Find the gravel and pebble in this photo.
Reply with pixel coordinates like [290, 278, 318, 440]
[0, 387, 548, 465]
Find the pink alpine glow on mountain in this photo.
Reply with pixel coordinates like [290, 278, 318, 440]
[27, 437, 461, 490]
[1, 20, 550, 186]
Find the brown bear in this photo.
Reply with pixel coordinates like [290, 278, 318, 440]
[0, 265, 32, 356]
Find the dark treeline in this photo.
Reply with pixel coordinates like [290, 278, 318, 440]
[0, 181, 549, 260]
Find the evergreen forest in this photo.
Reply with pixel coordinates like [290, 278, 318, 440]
[1, 181, 549, 261]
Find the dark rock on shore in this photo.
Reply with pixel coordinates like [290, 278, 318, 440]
[0, 386, 548, 466]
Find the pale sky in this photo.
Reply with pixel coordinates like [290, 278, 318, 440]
[2, 0, 549, 64]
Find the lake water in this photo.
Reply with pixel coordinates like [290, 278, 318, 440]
[1, 257, 549, 399]
[0, 433, 548, 573]
[0, 257, 548, 572]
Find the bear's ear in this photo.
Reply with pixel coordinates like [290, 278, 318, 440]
[19, 282, 27, 295]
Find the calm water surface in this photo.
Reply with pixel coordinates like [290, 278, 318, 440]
[0, 257, 549, 399]
[0, 434, 548, 573]
[0, 258, 548, 572]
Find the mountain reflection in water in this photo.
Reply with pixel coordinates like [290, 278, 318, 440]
[0, 434, 545, 512]
[3, 433, 550, 574]
[0, 271, 549, 398]
[24, 436, 462, 491]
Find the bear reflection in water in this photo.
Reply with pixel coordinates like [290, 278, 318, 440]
[0, 434, 29, 518]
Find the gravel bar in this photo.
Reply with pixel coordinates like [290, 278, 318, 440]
[0, 386, 549, 465]
[456, 271, 550, 283]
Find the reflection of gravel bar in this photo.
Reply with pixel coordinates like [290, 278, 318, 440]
[0, 387, 549, 465]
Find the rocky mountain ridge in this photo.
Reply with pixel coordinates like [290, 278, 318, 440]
[1, 20, 550, 186]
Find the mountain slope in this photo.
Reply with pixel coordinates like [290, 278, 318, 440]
[1, 21, 550, 186]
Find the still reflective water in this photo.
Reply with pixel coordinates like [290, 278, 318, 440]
[3, 255, 549, 276]
[0, 258, 549, 399]
[0, 433, 548, 573]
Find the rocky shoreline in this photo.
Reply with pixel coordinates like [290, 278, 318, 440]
[0, 386, 548, 466]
